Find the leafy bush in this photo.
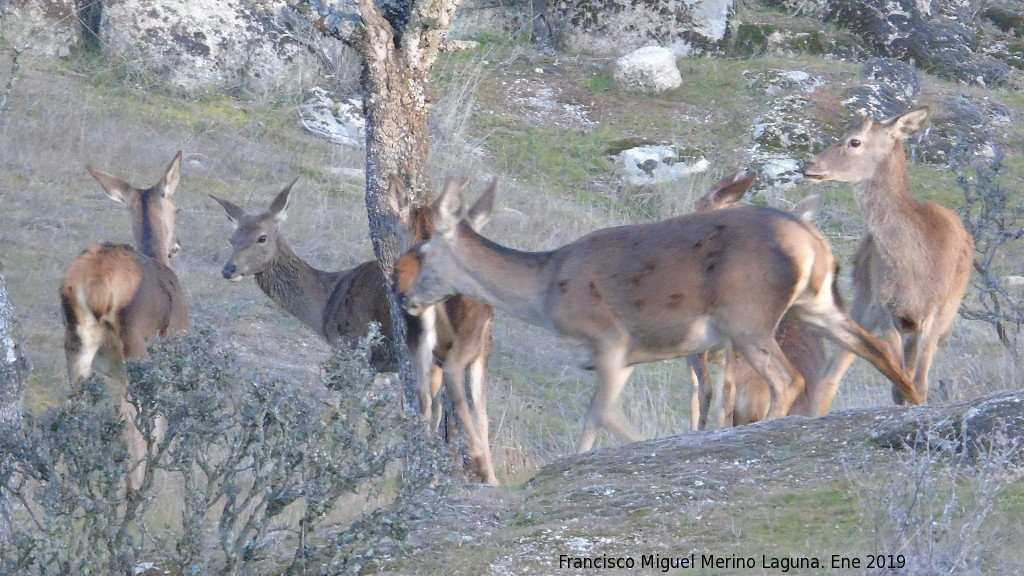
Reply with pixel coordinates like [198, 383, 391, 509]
[0, 324, 449, 575]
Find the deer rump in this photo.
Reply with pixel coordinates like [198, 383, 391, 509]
[61, 242, 187, 377]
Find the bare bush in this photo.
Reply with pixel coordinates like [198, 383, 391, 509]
[0, 324, 450, 575]
[845, 429, 1024, 575]
[957, 147, 1024, 385]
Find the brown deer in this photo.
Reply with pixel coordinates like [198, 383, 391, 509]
[210, 177, 498, 485]
[689, 172, 829, 428]
[802, 106, 974, 413]
[395, 175, 919, 455]
[60, 151, 188, 490]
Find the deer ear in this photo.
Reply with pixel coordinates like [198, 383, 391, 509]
[87, 165, 135, 204]
[269, 178, 297, 223]
[435, 176, 465, 237]
[386, 173, 411, 219]
[465, 178, 496, 232]
[160, 150, 183, 198]
[707, 169, 755, 209]
[888, 106, 930, 140]
[790, 192, 823, 222]
[210, 195, 246, 230]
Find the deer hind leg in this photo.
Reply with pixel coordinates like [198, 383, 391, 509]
[576, 345, 638, 453]
[899, 316, 941, 405]
[809, 306, 920, 407]
[805, 299, 882, 416]
[732, 337, 803, 419]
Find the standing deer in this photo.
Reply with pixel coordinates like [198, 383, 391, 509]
[802, 106, 974, 413]
[60, 151, 188, 491]
[689, 171, 829, 428]
[396, 175, 919, 455]
[210, 177, 498, 484]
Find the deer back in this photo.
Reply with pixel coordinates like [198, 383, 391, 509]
[547, 206, 834, 353]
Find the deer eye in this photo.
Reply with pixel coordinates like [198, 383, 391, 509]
[849, 139, 861, 148]
[257, 234, 268, 243]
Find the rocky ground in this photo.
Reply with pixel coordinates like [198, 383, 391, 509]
[360, 391, 1024, 575]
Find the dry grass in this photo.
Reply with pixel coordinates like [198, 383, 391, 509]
[0, 43, 1019, 491]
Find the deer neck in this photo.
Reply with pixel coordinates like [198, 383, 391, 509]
[253, 240, 335, 336]
[453, 226, 556, 329]
[852, 148, 927, 260]
[134, 202, 171, 267]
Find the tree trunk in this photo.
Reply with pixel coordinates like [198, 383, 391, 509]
[76, 0, 103, 53]
[355, 0, 462, 412]
[0, 263, 30, 544]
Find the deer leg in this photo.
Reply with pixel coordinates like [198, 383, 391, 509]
[67, 343, 98, 385]
[428, 365, 444, 433]
[466, 353, 498, 485]
[721, 348, 736, 426]
[707, 344, 729, 429]
[576, 346, 638, 453]
[733, 338, 802, 419]
[686, 353, 708, 432]
[443, 357, 493, 484]
[803, 299, 881, 416]
[811, 307, 919, 407]
[901, 317, 940, 405]
[413, 306, 439, 428]
[120, 385, 148, 493]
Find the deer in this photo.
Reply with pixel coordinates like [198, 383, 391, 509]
[395, 174, 920, 455]
[210, 177, 498, 485]
[802, 106, 974, 414]
[688, 171, 829, 428]
[60, 151, 188, 491]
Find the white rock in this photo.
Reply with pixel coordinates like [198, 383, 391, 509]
[613, 46, 682, 93]
[613, 145, 709, 186]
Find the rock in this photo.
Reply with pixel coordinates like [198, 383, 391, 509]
[844, 58, 920, 120]
[4, 0, 343, 92]
[743, 69, 823, 188]
[550, 0, 732, 55]
[611, 144, 709, 186]
[824, 0, 1012, 87]
[298, 88, 366, 149]
[3, 1, 76, 58]
[917, 94, 1012, 165]
[612, 46, 682, 93]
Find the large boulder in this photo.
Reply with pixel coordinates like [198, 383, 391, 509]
[3, 1, 78, 58]
[825, 0, 1013, 87]
[612, 46, 682, 92]
[101, 0, 327, 92]
[844, 57, 921, 120]
[743, 69, 824, 189]
[549, 0, 732, 55]
[3, 0, 344, 92]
